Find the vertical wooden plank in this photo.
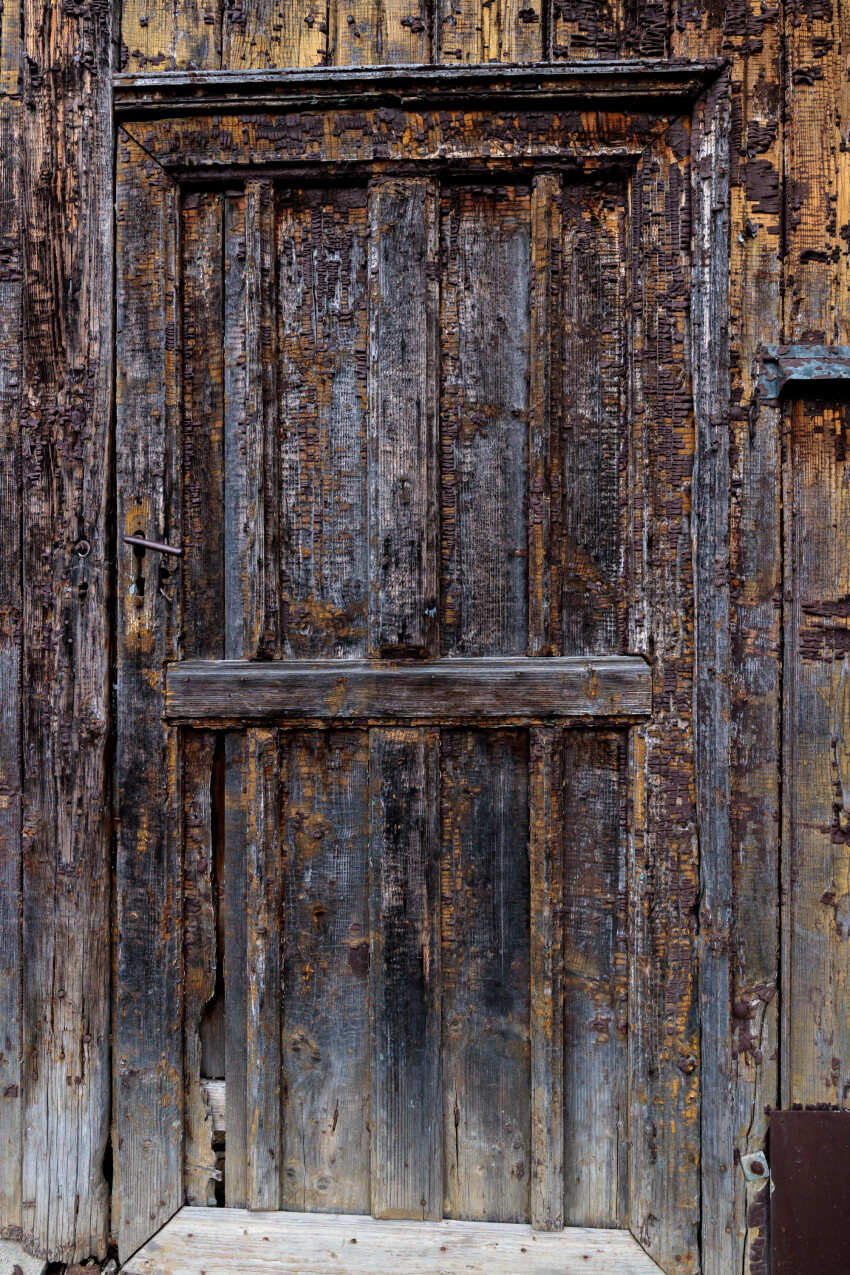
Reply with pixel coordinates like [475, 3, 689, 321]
[441, 729, 530, 1224]
[625, 130, 703, 1275]
[784, 401, 850, 1110]
[115, 133, 182, 1263]
[224, 732, 248, 1209]
[183, 732, 220, 1208]
[334, 0, 429, 67]
[224, 182, 279, 661]
[278, 187, 370, 659]
[673, 5, 783, 1272]
[562, 731, 628, 1228]
[18, 0, 112, 1259]
[551, 0, 621, 59]
[0, 95, 21, 1245]
[281, 731, 371, 1214]
[120, 0, 220, 74]
[440, 184, 531, 658]
[529, 728, 564, 1231]
[529, 174, 561, 657]
[560, 180, 627, 656]
[439, 0, 541, 63]
[183, 191, 224, 662]
[224, 0, 330, 68]
[369, 179, 439, 658]
[370, 728, 441, 1220]
[245, 728, 282, 1209]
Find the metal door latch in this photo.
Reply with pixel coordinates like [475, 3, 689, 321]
[123, 535, 184, 557]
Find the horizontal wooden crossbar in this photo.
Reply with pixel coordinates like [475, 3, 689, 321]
[122, 1207, 663, 1274]
[165, 656, 651, 722]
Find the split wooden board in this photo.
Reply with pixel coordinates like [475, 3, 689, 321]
[122, 1208, 662, 1275]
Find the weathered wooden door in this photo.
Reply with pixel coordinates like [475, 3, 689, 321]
[114, 65, 722, 1271]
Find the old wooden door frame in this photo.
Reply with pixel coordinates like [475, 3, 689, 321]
[113, 60, 730, 1275]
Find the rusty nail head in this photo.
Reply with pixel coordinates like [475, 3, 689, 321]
[75, 540, 90, 557]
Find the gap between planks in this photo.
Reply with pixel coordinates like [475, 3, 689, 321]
[121, 1208, 663, 1274]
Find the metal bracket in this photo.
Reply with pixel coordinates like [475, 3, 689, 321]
[758, 344, 850, 404]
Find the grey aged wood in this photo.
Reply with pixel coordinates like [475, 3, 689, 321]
[281, 732, 371, 1214]
[529, 727, 564, 1230]
[223, 732, 249, 1209]
[368, 179, 439, 657]
[441, 730, 531, 1224]
[123, 1208, 665, 1274]
[166, 656, 652, 721]
[369, 729, 442, 1220]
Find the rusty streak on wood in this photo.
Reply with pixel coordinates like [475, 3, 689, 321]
[165, 657, 652, 721]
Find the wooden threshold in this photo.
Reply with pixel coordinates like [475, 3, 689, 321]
[122, 1208, 662, 1274]
[165, 656, 651, 723]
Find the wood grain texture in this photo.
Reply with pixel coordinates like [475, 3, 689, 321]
[438, 0, 542, 63]
[182, 732, 220, 1208]
[562, 731, 628, 1228]
[560, 180, 626, 657]
[121, 0, 220, 73]
[224, 0, 330, 69]
[783, 402, 850, 1111]
[528, 175, 561, 658]
[281, 731, 371, 1214]
[368, 179, 439, 658]
[245, 728, 282, 1209]
[166, 657, 652, 722]
[529, 728, 564, 1231]
[223, 733, 248, 1208]
[278, 187, 369, 659]
[441, 730, 531, 1224]
[183, 191, 224, 662]
[439, 184, 530, 658]
[334, 0, 429, 66]
[123, 1207, 666, 1275]
[0, 95, 22, 1244]
[18, 0, 112, 1258]
[370, 729, 441, 1220]
[115, 132, 183, 1263]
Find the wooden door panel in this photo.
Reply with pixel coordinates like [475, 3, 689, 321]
[116, 71, 720, 1266]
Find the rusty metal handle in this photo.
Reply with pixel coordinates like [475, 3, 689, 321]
[123, 535, 184, 558]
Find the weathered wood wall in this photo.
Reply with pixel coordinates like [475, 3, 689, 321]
[0, 4, 848, 1275]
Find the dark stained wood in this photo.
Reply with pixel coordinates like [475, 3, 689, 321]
[370, 729, 441, 1220]
[278, 187, 370, 658]
[441, 729, 531, 1224]
[183, 732, 220, 1209]
[224, 183, 279, 661]
[166, 656, 652, 722]
[559, 180, 627, 656]
[528, 174, 562, 658]
[439, 184, 531, 658]
[529, 727, 564, 1231]
[223, 733, 249, 1209]
[183, 191, 224, 662]
[0, 93, 22, 1242]
[562, 731, 628, 1228]
[368, 178, 439, 658]
[245, 729, 282, 1209]
[281, 731, 371, 1215]
[115, 134, 183, 1262]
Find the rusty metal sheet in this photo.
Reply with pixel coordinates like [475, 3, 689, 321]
[759, 344, 850, 402]
[771, 1109, 850, 1273]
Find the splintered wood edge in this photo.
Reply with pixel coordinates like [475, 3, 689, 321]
[165, 656, 652, 722]
[121, 1208, 664, 1274]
